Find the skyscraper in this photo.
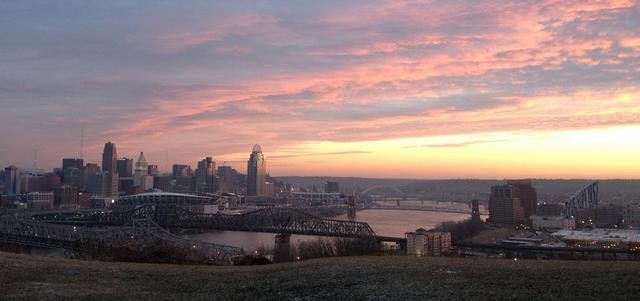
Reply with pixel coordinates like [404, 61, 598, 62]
[101, 142, 117, 174]
[3, 166, 20, 195]
[195, 157, 216, 193]
[133, 152, 153, 192]
[116, 158, 133, 177]
[247, 144, 266, 196]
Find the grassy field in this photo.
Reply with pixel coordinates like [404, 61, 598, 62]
[1, 252, 639, 300]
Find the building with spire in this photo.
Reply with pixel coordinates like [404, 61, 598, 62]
[247, 144, 266, 196]
[133, 152, 153, 192]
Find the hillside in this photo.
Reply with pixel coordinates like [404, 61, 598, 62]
[1, 252, 639, 300]
[276, 177, 640, 204]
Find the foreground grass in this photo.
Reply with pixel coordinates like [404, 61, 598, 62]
[1, 252, 639, 300]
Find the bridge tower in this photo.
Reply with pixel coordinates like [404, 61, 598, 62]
[347, 196, 357, 219]
[471, 199, 481, 223]
[273, 233, 292, 263]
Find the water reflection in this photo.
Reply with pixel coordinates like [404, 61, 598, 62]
[185, 210, 474, 251]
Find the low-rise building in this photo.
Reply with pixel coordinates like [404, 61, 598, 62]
[25, 192, 54, 210]
[406, 228, 451, 256]
[290, 192, 346, 207]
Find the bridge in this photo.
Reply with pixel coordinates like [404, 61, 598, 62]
[363, 204, 487, 215]
[564, 181, 599, 218]
[36, 206, 399, 241]
[0, 212, 243, 265]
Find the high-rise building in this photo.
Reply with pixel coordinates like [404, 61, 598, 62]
[172, 164, 192, 178]
[488, 184, 526, 225]
[217, 165, 241, 194]
[101, 142, 117, 174]
[247, 144, 266, 197]
[116, 158, 133, 177]
[3, 166, 20, 195]
[133, 152, 153, 192]
[195, 157, 217, 193]
[101, 142, 118, 197]
[324, 181, 340, 193]
[62, 158, 84, 173]
[507, 180, 538, 218]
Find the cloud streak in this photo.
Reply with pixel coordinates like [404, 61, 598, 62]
[0, 0, 639, 176]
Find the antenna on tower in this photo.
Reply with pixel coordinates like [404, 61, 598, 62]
[165, 148, 169, 175]
[80, 128, 84, 159]
[33, 149, 38, 169]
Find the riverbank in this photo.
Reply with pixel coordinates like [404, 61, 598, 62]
[1, 252, 639, 300]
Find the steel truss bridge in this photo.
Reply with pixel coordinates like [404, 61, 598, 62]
[40, 206, 394, 241]
[564, 181, 599, 218]
[2, 206, 400, 263]
[0, 212, 243, 265]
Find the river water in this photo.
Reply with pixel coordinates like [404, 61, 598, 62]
[184, 209, 475, 251]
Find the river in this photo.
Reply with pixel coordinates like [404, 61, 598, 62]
[184, 209, 476, 251]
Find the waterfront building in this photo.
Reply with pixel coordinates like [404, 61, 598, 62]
[195, 157, 217, 193]
[290, 192, 347, 206]
[552, 229, 640, 248]
[406, 228, 451, 256]
[531, 203, 574, 230]
[507, 180, 538, 218]
[488, 184, 525, 225]
[488, 180, 537, 225]
[247, 144, 266, 196]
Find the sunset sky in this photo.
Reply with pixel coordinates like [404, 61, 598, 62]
[1, 1, 639, 178]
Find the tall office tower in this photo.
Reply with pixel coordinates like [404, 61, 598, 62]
[101, 142, 117, 174]
[172, 164, 192, 178]
[3, 166, 20, 194]
[116, 158, 133, 177]
[133, 152, 153, 192]
[507, 180, 538, 218]
[247, 144, 266, 196]
[195, 157, 217, 193]
[488, 184, 526, 225]
[62, 158, 84, 173]
[217, 165, 240, 194]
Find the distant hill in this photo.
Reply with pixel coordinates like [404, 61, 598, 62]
[275, 176, 640, 205]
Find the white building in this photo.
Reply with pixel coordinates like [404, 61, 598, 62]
[406, 228, 451, 256]
[133, 152, 154, 192]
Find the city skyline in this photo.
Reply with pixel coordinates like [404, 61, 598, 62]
[1, 1, 639, 179]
